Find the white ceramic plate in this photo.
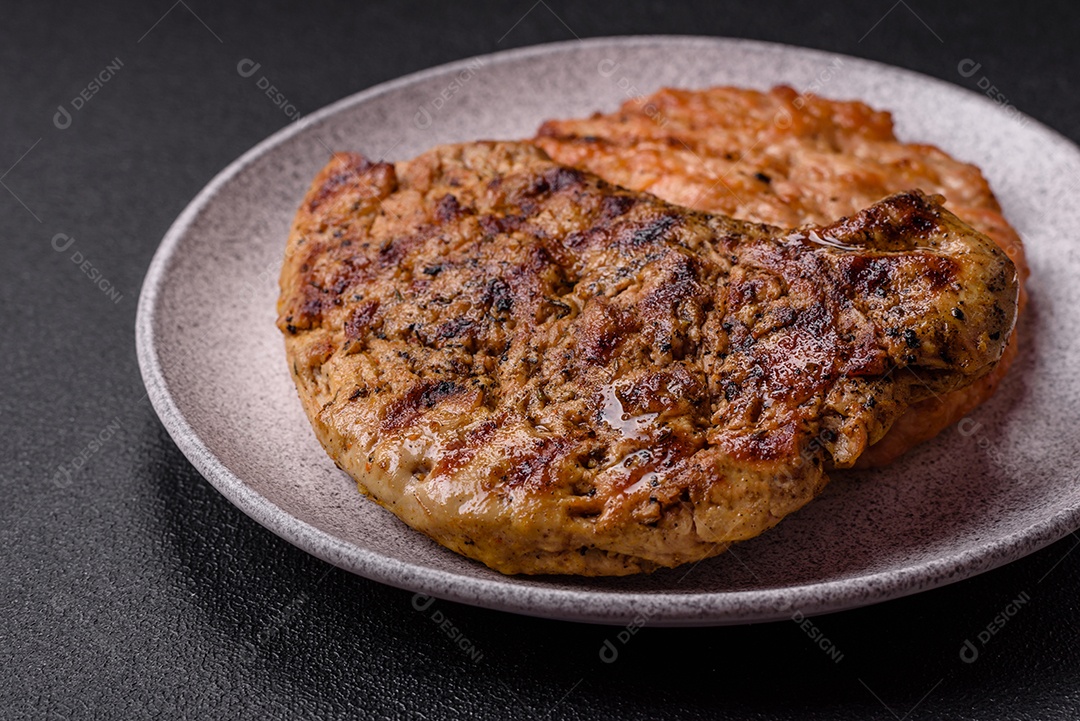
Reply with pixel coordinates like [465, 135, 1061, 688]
[136, 36, 1080, 626]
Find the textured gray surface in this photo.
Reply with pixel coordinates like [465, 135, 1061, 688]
[7, 1, 1080, 718]
[138, 37, 1080, 625]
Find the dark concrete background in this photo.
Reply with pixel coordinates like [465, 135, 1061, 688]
[2, 1, 1077, 718]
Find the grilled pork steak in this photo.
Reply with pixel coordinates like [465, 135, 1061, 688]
[535, 85, 1029, 467]
[278, 141, 1018, 575]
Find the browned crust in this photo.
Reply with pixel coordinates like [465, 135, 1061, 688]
[534, 85, 1030, 467]
[278, 141, 1018, 575]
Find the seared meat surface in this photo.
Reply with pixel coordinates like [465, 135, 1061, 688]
[278, 141, 1018, 575]
[535, 86, 1029, 466]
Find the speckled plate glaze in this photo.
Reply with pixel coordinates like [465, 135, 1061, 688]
[136, 36, 1080, 626]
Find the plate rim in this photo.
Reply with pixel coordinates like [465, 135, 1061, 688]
[136, 34, 1080, 626]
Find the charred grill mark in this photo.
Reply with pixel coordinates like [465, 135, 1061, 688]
[764, 305, 797, 333]
[921, 255, 960, 290]
[868, 191, 940, 236]
[479, 214, 525, 236]
[600, 194, 637, 221]
[839, 255, 893, 296]
[282, 248, 380, 334]
[507, 244, 577, 319]
[504, 435, 575, 490]
[308, 165, 369, 211]
[436, 193, 465, 222]
[420, 381, 463, 407]
[577, 299, 640, 365]
[720, 420, 800, 463]
[378, 231, 426, 269]
[563, 225, 609, 251]
[446, 418, 499, 452]
[722, 379, 740, 401]
[637, 253, 710, 359]
[435, 316, 475, 342]
[620, 214, 682, 248]
[344, 299, 380, 343]
[817, 190, 943, 248]
[428, 418, 499, 480]
[518, 166, 588, 199]
[733, 276, 766, 307]
[790, 300, 834, 340]
[835, 252, 957, 298]
[322, 255, 374, 300]
[308, 155, 396, 212]
[549, 166, 587, 191]
[295, 287, 327, 328]
[483, 277, 514, 315]
[381, 380, 465, 432]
